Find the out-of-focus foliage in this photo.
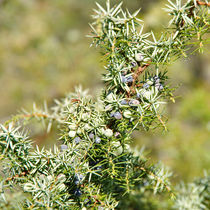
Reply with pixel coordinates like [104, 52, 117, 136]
[0, 0, 103, 121]
[0, 0, 158, 121]
[174, 173, 210, 209]
[134, 86, 210, 182]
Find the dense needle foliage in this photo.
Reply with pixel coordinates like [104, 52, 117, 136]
[0, 0, 209, 209]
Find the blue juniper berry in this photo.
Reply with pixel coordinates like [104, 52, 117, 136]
[126, 75, 133, 83]
[110, 112, 115, 117]
[95, 136, 101, 144]
[84, 199, 91, 206]
[105, 104, 112, 111]
[114, 132, 120, 138]
[114, 112, 122, 120]
[136, 92, 141, 98]
[74, 189, 82, 197]
[153, 75, 160, 84]
[74, 137, 81, 144]
[143, 180, 149, 187]
[75, 173, 84, 185]
[131, 61, 137, 67]
[120, 99, 127, 105]
[75, 180, 80, 185]
[60, 144, 68, 152]
[121, 75, 127, 83]
[89, 133, 94, 139]
[143, 83, 150, 89]
[129, 99, 140, 106]
[155, 83, 164, 90]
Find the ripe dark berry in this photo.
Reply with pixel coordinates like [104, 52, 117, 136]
[74, 189, 82, 197]
[114, 112, 122, 120]
[75, 180, 79, 185]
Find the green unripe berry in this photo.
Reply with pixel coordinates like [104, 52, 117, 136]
[135, 52, 144, 62]
[103, 128, 113, 137]
[123, 110, 132, 118]
[69, 124, 77, 130]
[69, 130, 76, 138]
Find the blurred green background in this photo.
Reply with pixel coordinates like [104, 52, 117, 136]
[0, 0, 209, 184]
